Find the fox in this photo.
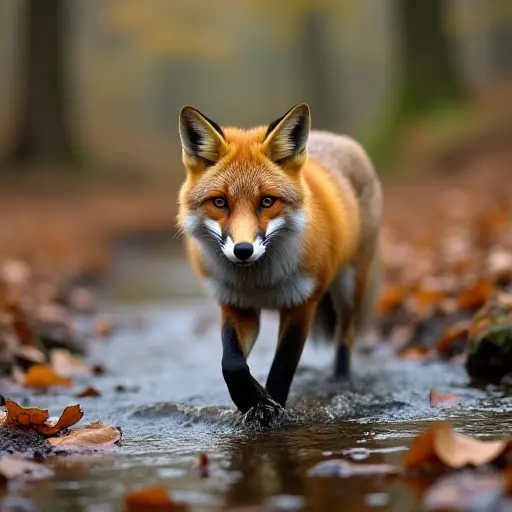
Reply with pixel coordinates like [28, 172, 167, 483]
[177, 103, 382, 426]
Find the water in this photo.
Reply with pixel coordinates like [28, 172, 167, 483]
[8, 240, 512, 511]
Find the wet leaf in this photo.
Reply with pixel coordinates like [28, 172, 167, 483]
[24, 364, 73, 388]
[1, 399, 83, 436]
[0, 456, 53, 483]
[457, 280, 494, 311]
[436, 320, 471, 358]
[50, 349, 93, 378]
[48, 421, 121, 451]
[76, 386, 101, 398]
[308, 459, 400, 477]
[94, 316, 115, 337]
[398, 346, 430, 360]
[429, 389, 460, 408]
[124, 486, 188, 511]
[403, 423, 510, 470]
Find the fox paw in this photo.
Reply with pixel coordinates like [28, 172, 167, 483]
[242, 397, 287, 428]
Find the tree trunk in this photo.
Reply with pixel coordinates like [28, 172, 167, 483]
[399, 0, 463, 117]
[296, 11, 339, 132]
[8, 0, 73, 164]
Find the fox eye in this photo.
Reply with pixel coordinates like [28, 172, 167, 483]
[212, 197, 227, 209]
[260, 196, 275, 208]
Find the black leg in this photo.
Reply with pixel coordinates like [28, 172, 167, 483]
[220, 306, 284, 426]
[221, 322, 269, 413]
[265, 301, 317, 407]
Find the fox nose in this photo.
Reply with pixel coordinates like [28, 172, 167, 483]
[233, 242, 254, 260]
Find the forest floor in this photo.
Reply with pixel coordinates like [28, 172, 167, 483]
[0, 134, 511, 510]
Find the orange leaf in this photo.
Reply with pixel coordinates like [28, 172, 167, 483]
[378, 286, 407, 315]
[2, 399, 83, 437]
[76, 386, 101, 398]
[457, 280, 494, 310]
[48, 421, 121, 450]
[24, 364, 73, 388]
[429, 389, 460, 408]
[124, 486, 188, 512]
[436, 320, 471, 357]
[398, 346, 430, 360]
[403, 422, 509, 469]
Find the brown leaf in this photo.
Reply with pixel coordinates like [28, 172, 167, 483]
[429, 389, 460, 408]
[48, 421, 121, 451]
[403, 423, 510, 470]
[436, 320, 471, 358]
[94, 316, 115, 337]
[378, 286, 407, 315]
[24, 364, 73, 388]
[76, 386, 101, 398]
[398, 346, 430, 360]
[6, 303, 34, 346]
[50, 349, 93, 378]
[0, 456, 53, 483]
[124, 486, 188, 512]
[1, 399, 83, 436]
[308, 459, 400, 477]
[457, 280, 494, 310]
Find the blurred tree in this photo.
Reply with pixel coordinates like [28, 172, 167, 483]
[5, 0, 74, 166]
[398, 0, 463, 117]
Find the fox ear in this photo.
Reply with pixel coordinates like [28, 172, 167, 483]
[263, 103, 310, 168]
[179, 106, 226, 166]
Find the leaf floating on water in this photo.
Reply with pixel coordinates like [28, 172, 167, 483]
[308, 459, 400, 478]
[75, 386, 101, 398]
[48, 421, 121, 451]
[124, 486, 188, 511]
[1, 399, 83, 436]
[403, 423, 510, 470]
[0, 456, 54, 483]
[429, 389, 460, 408]
[24, 364, 73, 388]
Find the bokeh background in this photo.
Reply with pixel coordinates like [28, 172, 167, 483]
[0, 0, 511, 301]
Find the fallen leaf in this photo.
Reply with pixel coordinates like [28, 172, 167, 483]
[308, 459, 400, 477]
[436, 320, 471, 358]
[50, 349, 92, 378]
[24, 364, 72, 388]
[403, 423, 510, 470]
[196, 452, 209, 478]
[429, 389, 460, 408]
[48, 421, 121, 451]
[457, 280, 494, 310]
[76, 386, 101, 398]
[6, 303, 34, 346]
[124, 486, 188, 512]
[398, 346, 430, 360]
[378, 286, 407, 315]
[0, 456, 53, 483]
[94, 316, 115, 337]
[1, 399, 83, 436]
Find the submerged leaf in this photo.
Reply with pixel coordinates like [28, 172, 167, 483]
[124, 486, 188, 511]
[308, 459, 400, 477]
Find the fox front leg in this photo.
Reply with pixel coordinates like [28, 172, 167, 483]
[220, 305, 285, 426]
[265, 300, 318, 407]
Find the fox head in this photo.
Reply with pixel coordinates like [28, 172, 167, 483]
[178, 103, 310, 267]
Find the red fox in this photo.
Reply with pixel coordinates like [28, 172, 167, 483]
[177, 103, 382, 426]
